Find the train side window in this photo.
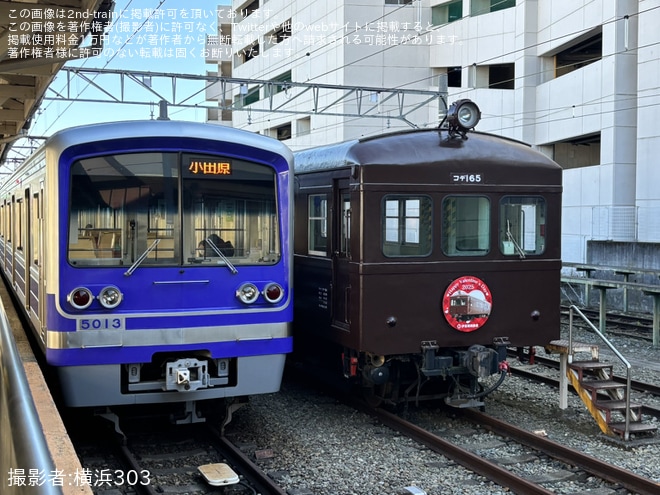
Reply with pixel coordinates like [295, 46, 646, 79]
[15, 198, 23, 250]
[32, 192, 40, 265]
[308, 194, 328, 256]
[500, 196, 546, 256]
[382, 195, 432, 257]
[442, 196, 490, 256]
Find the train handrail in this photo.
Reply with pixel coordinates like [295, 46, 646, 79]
[567, 304, 632, 440]
[0, 297, 63, 494]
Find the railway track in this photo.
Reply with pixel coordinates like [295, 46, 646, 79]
[303, 363, 660, 495]
[70, 412, 286, 495]
[368, 403, 660, 495]
[561, 306, 655, 341]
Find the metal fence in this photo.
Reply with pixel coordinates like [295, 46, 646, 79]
[0, 297, 62, 495]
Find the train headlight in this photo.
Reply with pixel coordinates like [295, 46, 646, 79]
[236, 283, 259, 304]
[446, 99, 481, 138]
[263, 283, 284, 304]
[68, 287, 93, 310]
[98, 286, 123, 309]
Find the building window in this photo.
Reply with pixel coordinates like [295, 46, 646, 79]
[236, 86, 260, 107]
[448, 67, 462, 87]
[236, 0, 259, 20]
[308, 194, 328, 256]
[470, 64, 514, 89]
[432, 1, 463, 25]
[297, 117, 311, 136]
[275, 123, 292, 141]
[243, 42, 259, 62]
[266, 71, 292, 97]
[385, 0, 413, 5]
[383, 195, 432, 257]
[442, 196, 490, 256]
[471, 0, 515, 16]
[552, 133, 601, 169]
[490, 0, 515, 12]
[488, 63, 514, 89]
[555, 32, 602, 78]
[266, 21, 291, 47]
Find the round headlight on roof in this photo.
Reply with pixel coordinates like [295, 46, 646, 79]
[98, 285, 123, 309]
[446, 99, 481, 136]
[68, 287, 93, 310]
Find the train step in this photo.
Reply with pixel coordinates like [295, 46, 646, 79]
[608, 422, 658, 438]
[568, 358, 657, 440]
[568, 360, 613, 381]
[593, 399, 644, 424]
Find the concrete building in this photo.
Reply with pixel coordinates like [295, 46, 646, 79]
[206, 0, 660, 267]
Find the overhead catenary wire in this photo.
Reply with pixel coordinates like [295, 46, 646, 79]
[21, 1, 660, 147]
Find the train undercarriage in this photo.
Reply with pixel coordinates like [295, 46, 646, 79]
[341, 340, 510, 410]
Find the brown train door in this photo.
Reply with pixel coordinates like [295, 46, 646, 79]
[331, 179, 351, 330]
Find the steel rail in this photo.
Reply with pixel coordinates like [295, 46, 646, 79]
[368, 406, 556, 495]
[206, 426, 289, 495]
[460, 408, 660, 495]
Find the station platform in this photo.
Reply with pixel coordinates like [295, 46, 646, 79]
[0, 281, 92, 495]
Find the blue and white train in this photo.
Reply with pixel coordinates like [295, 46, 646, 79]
[0, 120, 293, 422]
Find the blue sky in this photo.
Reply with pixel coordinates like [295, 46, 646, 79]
[29, 0, 231, 138]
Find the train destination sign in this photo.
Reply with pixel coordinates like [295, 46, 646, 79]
[188, 160, 232, 176]
[442, 275, 493, 332]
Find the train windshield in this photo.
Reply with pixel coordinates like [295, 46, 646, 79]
[442, 196, 490, 256]
[67, 152, 280, 267]
[500, 196, 546, 256]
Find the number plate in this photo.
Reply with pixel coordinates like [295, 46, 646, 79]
[77, 317, 126, 331]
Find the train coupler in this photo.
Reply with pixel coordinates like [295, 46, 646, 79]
[420, 341, 453, 377]
[165, 358, 210, 392]
[462, 345, 500, 379]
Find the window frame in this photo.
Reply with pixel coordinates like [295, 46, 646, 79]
[307, 193, 328, 257]
[382, 194, 433, 258]
[499, 195, 547, 256]
[441, 195, 490, 257]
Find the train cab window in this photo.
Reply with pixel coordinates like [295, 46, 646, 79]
[382, 196, 432, 257]
[183, 154, 281, 266]
[68, 153, 178, 266]
[68, 152, 281, 267]
[500, 196, 546, 256]
[442, 196, 490, 256]
[308, 194, 328, 256]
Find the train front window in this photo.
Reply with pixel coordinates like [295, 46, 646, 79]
[382, 196, 432, 257]
[442, 196, 490, 256]
[182, 154, 280, 266]
[500, 196, 546, 256]
[68, 152, 179, 266]
[67, 152, 280, 267]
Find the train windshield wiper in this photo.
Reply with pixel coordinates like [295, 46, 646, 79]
[205, 239, 238, 274]
[124, 239, 161, 276]
[505, 221, 526, 259]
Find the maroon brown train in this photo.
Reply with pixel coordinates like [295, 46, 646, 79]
[292, 100, 562, 408]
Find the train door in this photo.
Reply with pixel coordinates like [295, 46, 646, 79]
[332, 179, 351, 330]
[33, 185, 45, 339]
[23, 188, 30, 312]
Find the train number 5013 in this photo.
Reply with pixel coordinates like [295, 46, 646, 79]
[77, 318, 125, 331]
